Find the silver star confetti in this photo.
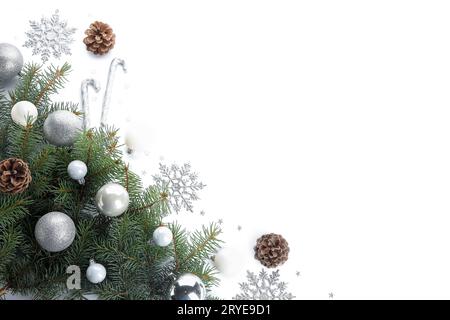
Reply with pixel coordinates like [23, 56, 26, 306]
[329, 292, 334, 299]
[153, 163, 205, 213]
[296, 271, 301, 277]
[233, 269, 295, 300]
[24, 10, 76, 63]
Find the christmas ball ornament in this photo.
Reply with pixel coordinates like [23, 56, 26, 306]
[67, 160, 88, 185]
[213, 247, 243, 277]
[86, 259, 107, 284]
[254, 233, 290, 268]
[124, 127, 144, 154]
[170, 273, 206, 300]
[34, 211, 76, 252]
[152, 226, 173, 247]
[0, 158, 32, 194]
[83, 21, 116, 55]
[0, 43, 23, 83]
[43, 110, 82, 147]
[95, 183, 129, 217]
[11, 101, 38, 127]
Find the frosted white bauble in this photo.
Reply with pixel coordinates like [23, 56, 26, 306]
[124, 127, 146, 154]
[11, 101, 38, 127]
[86, 260, 107, 284]
[213, 247, 243, 277]
[153, 226, 173, 247]
[67, 160, 88, 184]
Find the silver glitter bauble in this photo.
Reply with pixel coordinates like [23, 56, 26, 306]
[95, 183, 129, 217]
[86, 259, 107, 284]
[153, 226, 173, 247]
[67, 160, 88, 184]
[43, 110, 82, 146]
[34, 211, 76, 252]
[0, 43, 23, 83]
[170, 273, 206, 300]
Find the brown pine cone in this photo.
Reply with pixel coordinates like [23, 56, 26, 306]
[254, 233, 290, 268]
[0, 158, 32, 194]
[83, 21, 116, 55]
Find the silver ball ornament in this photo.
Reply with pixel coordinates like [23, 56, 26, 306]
[11, 101, 38, 127]
[95, 183, 130, 217]
[86, 259, 107, 284]
[34, 211, 76, 252]
[43, 110, 82, 146]
[170, 273, 206, 300]
[68, 160, 88, 185]
[152, 226, 173, 247]
[0, 43, 23, 83]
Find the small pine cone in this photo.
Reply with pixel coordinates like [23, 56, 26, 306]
[254, 233, 290, 268]
[83, 21, 116, 55]
[0, 158, 32, 194]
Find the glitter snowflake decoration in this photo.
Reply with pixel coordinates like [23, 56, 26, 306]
[153, 163, 205, 213]
[233, 269, 295, 300]
[24, 10, 76, 63]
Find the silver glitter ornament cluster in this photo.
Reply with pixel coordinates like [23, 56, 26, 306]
[0, 43, 23, 83]
[44, 110, 82, 146]
[233, 269, 295, 300]
[170, 273, 206, 300]
[24, 10, 76, 63]
[34, 211, 76, 252]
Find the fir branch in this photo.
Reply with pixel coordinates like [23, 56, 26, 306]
[34, 63, 71, 107]
[181, 223, 223, 267]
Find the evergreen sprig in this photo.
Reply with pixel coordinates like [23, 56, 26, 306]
[0, 63, 222, 300]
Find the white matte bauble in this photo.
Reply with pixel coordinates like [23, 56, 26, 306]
[153, 226, 173, 247]
[34, 211, 76, 252]
[86, 260, 107, 284]
[213, 247, 243, 277]
[67, 160, 88, 184]
[95, 183, 130, 217]
[43, 110, 82, 146]
[11, 101, 38, 127]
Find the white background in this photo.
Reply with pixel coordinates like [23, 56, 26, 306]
[2, 0, 450, 299]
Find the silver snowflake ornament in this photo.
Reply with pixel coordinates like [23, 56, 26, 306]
[24, 10, 76, 63]
[153, 163, 205, 213]
[233, 269, 295, 300]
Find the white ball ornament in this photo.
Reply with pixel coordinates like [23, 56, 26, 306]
[153, 226, 173, 247]
[213, 247, 243, 277]
[67, 160, 88, 185]
[11, 101, 38, 127]
[86, 259, 107, 284]
[124, 127, 143, 154]
[95, 183, 129, 217]
[34, 211, 76, 253]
